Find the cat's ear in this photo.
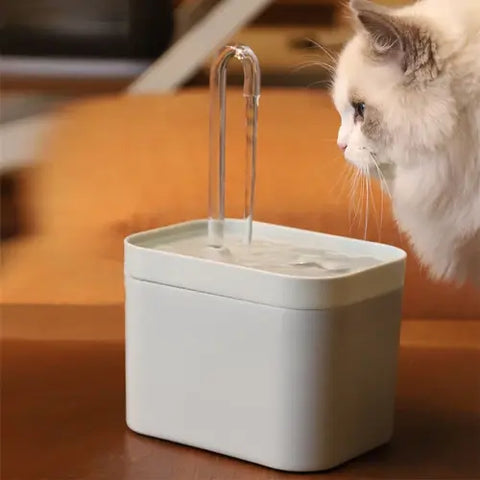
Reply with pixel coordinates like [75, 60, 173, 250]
[350, 0, 404, 59]
[350, 0, 439, 79]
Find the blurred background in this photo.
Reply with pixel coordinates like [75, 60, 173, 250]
[2, 0, 478, 322]
[1, 0, 409, 237]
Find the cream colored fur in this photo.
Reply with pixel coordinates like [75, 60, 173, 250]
[333, 0, 480, 285]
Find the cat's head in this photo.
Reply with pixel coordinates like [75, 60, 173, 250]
[333, 0, 455, 178]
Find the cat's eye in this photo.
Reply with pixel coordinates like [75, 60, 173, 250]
[352, 102, 365, 121]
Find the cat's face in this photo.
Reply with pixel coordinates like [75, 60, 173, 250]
[333, 0, 455, 180]
[333, 34, 399, 179]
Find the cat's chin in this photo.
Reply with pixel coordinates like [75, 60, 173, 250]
[366, 162, 395, 181]
[349, 162, 396, 194]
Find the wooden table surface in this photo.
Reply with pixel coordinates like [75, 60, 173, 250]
[2, 305, 480, 480]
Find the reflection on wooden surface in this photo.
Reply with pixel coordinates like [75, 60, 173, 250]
[2, 308, 479, 479]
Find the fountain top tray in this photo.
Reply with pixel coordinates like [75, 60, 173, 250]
[125, 218, 406, 310]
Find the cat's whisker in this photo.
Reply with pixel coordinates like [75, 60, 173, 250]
[368, 156, 394, 243]
[347, 169, 355, 227]
[376, 170, 392, 199]
[353, 171, 365, 232]
[348, 168, 361, 233]
[357, 168, 367, 237]
[372, 163, 386, 238]
[369, 173, 382, 241]
[365, 167, 381, 240]
[350, 169, 361, 217]
[358, 171, 366, 227]
[291, 62, 324, 73]
[364, 173, 370, 239]
[369, 153, 392, 199]
[307, 79, 334, 89]
[291, 59, 336, 74]
[329, 162, 350, 196]
[381, 174, 392, 199]
[359, 168, 370, 240]
[376, 175, 384, 240]
[340, 164, 357, 197]
[330, 169, 345, 197]
[317, 63, 336, 74]
[344, 165, 353, 192]
[304, 37, 339, 64]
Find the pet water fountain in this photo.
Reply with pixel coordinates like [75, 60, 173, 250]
[124, 44, 407, 472]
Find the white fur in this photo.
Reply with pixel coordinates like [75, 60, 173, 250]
[333, 0, 480, 285]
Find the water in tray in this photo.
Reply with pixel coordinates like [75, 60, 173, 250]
[156, 236, 382, 277]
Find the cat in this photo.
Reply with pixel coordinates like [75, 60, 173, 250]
[332, 0, 480, 286]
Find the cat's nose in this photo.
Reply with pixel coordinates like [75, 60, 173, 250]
[338, 142, 347, 152]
